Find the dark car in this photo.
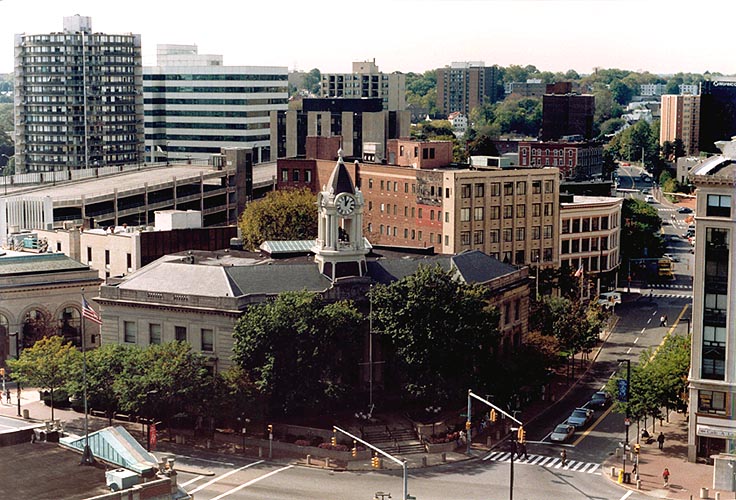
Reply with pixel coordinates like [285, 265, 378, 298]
[677, 207, 693, 214]
[566, 408, 594, 428]
[587, 391, 612, 409]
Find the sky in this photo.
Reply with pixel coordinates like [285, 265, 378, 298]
[1, 0, 733, 77]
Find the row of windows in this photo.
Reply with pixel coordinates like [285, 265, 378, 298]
[460, 180, 554, 198]
[144, 74, 287, 81]
[280, 169, 312, 183]
[144, 86, 286, 94]
[123, 321, 214, 351]
[561, 255, 608, 272]
[368, 224, 439, 243]
[698, 390, 727, 415]
[144, 98, 285, 106]
[460, 225, 554, 245]
[459, 203, 554, 220]
[561, 236, 610, 254]
[145, 133, 270, 142]
[146, 122, 269, 131]
[145, 110, 271, 118]
[561, 215, 615, 233]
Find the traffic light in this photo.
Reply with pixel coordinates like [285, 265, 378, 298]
[634, 443, 641, 454]
[0, 368, 5, 376]
[517, 426, 526, 443]
[352, 440, 357, 457]
[465, 420, 471, 431]
[490, 409, 497, 423]
[267, 424, 273, 434]
[371, 453, 381, 469]
[331, 430, 337, 446]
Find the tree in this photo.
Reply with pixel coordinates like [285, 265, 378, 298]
[302, 68, 321, 95]
[620, 198, 664, 262]
[232, 291, 364, 417]
[7, 336, 81, 421]
[238, 188, 318, 250]
[370, 265, 500, 403]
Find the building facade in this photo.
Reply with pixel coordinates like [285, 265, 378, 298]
[436, 62, 503, 116]
[541, 93, 595, 141]
[144, 44, 288, 164]
[505, 80, 546, 97]
[686, 139, 736, 461]
[640, 83, 667, 96]
[14, 15, 144, 173]
[699, 79, 736, 154]
[518, 140, 603, 179]
[319, 60, 406, 111]
[559, 195, 622, 293]
[660, 94, 701, 157]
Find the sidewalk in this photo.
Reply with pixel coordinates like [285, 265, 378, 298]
[603, 411, 731, 500]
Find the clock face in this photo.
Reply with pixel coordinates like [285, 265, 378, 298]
[335, 194, 356, 216]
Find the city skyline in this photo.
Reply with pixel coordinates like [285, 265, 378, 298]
[1, 0, 734, 77]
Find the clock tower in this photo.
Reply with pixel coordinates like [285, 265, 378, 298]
[313, 150, 369, 280]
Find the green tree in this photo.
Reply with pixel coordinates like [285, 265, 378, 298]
[620, 198, 664, 268]
[7, 336, 81, 420]
[238, 188, 317, 250]
[302, 68, 321, 95]
[370, 265, 500, 403]
[232, 291, 364, 417]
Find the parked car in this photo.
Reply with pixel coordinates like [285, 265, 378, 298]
[550, 423, 576, 443]
[587, 391, 612, 410]
[677, 207, 693, 214]
[663, 253, 680, 263]
[597, 292, 622, 309]
[641, 188, 651, 195]
[566, 408, 594, 428]
[645, 195, 656, 203]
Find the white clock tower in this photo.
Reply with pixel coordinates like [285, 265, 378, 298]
[313, 150, 369, 280]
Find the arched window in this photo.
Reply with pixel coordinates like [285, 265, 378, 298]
[58, 307, 81, 347]
[22, 308, 52, 348]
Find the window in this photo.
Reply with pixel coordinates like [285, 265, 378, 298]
[368, 223, 373, 233]
[504, 205, 513, 218]
[418, 208, 423, 219]
[591, 217, 599, 231]
[490, 206, 500, 219]
[393, 181, 398, 192]
[516, 227, 525, 241]
[572, 219, 580, 233]
[544, 203, 553, 216]
[404, 228, 409, 238]
[380, 224, 384, 234]
[571, 240, 580, 253]
[707, 194, 731, 217]
[562, 240, 570, 254]
[475, 183, 484, 197]
[461, 184, 471, 198]
[460, 208, 470, 221]
[124, 321, 136, 343]
[305, 170, 312, 183]
[515, 250, 525, 264]
[698, 390, 726, 415]
[504, 182, 514, 196]
[281, 169, 288, 182]
[591, 237, 599, 251]
[532, 203, 541, 217]
[474, 207, 484, 221]
[582, 239, 590, 252]
[543, 247, 553, 262]
[561, 219, 570, 234]
[601, 236, 608, 250]
[489, 229, 500, 243]
[149, 323, 161, 344]
[445, 212, 450, 223]
[430, 210, 435, 221]
[105, 250, 110, 266]
[292, 169, 300, 182]
[532, 226, 541, 240]
[460, 231, 471, 245]
[445, 187, 450, 198]
[544, 225, 553, 239]
[404, 182, 408, 193]
[404, 206, 408, 217]
[601, 216, 609, 230]
[532, 181, 541, 194]
[175, 326, 187, 342]
[87, 247, 92, 263]
[369, 178, 373, 189]
[126, 253, 132, 270]
[490, 183, 501, 196]
[516, 181, 526, 195]
[516, 204, 526, 218]
[201, 328, 214, 352]
[380, 203, 385, 213]
[582, 218, 590, 232]
[445, 235, 449, 246]
[474, 230, 484, 244]
[380, 180, 385, 190]
[503, 228, 513, 242]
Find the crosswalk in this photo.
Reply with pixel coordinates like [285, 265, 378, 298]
[482, 451, 601, 475]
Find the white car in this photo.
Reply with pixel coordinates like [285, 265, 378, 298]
[550, 423, 575, 443]
[598, 292, 621, 309]
[663, 253, 680, 263]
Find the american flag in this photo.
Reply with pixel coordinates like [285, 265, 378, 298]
[574, 264, 584, 278]
[82, 297, 102, 325]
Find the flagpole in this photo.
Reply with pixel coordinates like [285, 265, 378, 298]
[80, 289, 94, 465]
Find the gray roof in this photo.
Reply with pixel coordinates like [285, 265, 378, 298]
[117, 260, 237, 296]
[226, 263, 332, 295]
[0, 252, 90, 275]
[451, 250, 519, 284]
[367, 256, 451, 284]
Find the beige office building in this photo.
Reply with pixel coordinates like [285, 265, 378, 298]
[319, 60, 406, 111]
[660, 94, 701, 157]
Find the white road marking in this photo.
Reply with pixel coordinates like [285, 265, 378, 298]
[619, 490, 634, 500]
[180, 475, 205, 487]
[188, 460, 264, 495]
[647, 318, 651, 324]
[626, 347, 632, 354]
[634, 337, 639, 344]
[641, 328, 646, 334]
[210, 465, 294, 500]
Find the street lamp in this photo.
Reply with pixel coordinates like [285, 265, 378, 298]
[425, 406, 442, 437]
[8, 332, 21, 417]
[0, 154, 12, 196]
[236, 415, 250, 453]
[617, 358, 631, 482]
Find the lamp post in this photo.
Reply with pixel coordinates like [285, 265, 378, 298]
[8, 332, 21, 417]
[617, 358, 631, 481]
[237, 415, 250, 453]
[0, 154, 12, 196]
[425, 406, 442, 438]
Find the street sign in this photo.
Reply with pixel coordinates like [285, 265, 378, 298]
[624, 418, 631, 427]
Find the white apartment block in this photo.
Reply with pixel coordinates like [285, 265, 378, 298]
[144, 44, 288, 164]
[640, 83, 667, 96]
[319, 59, 406, 111]
[686, 138, 736, 462]
[14, 15, 144, 173]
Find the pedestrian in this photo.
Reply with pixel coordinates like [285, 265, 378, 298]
[560, 449, 567, 466]
[518, 441, 528, 460]
[657, 432, 665, 450]
[5, 389, 9, 404]
[664, 314, 668, 327]
[662, 467, 670, 486]
[659, 315, 666, 327]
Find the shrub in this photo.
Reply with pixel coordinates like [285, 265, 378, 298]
[294, 439, 311, 447]
[318, 442, 350, 452]
[40, 389, 70, 408]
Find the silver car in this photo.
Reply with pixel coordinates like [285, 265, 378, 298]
[550, 423, 575, 443]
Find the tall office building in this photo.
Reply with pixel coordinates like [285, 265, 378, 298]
[436, 62, 503, 117]
[660, 94, 701, 157]
[144, 45, 288, 164]
[541, 92, 595, 141]
[14, 15, 143, 173]
[686, 138, 736, 461]
[699, 79, 736, 154]
[319, 60, 406, 111]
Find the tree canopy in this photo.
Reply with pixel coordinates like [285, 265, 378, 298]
[620, 198, 664, 262]
[238, 188, 318, 250]
[232, 291, 364, 417]
[370, 265, 500, 404]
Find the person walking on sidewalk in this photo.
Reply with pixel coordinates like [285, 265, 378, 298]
[657, 431, 666, 450]
[560, 449, 567, 466]
[517, 441, 528, 460]
[659, 315, 666, 327]
[662, 467, 670, 487]
[4, 389, 10, 404]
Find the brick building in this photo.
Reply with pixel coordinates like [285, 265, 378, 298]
[518, 140, 603, 179]
[660, 94, 701, 157]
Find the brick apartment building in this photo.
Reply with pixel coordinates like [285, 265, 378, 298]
[518, 140, 603, 179]
[660, 94, 701, 157]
